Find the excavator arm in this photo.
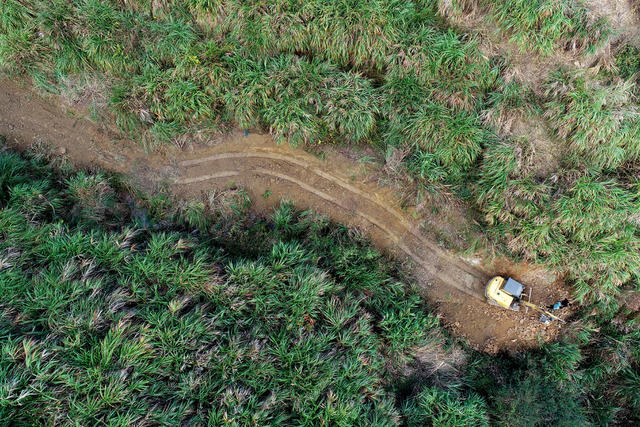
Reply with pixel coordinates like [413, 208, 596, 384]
[520, 300, 565, 322]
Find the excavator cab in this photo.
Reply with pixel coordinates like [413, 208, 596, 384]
[485, 276, 524, 310]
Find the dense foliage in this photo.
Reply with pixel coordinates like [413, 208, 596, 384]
[1, 2, 640, 422]
[473, 0, 609, 54]
[0, 0, 494, 161]
[0, 146, 484, 424]
[1, 143, 639, 425]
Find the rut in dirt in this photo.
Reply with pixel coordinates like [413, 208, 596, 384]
[174, 146, 490, 299]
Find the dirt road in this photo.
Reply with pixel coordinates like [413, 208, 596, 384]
[0, 79, 569, 350]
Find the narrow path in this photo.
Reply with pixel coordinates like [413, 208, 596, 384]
[0, 79, 567, 350]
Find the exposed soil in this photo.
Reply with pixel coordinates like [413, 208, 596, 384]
[0, 79, 573, 352]
[584, 0, 640, 46]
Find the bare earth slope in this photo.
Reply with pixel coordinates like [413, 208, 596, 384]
[0, 79, 569, 351]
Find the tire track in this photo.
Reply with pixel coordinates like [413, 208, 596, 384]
[175, 157, 487, 299]
[175, 171, 239, 184]
[179, 152, 487, 276]
[180, 151, 485, 279]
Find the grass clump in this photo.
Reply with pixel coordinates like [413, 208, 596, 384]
[225, 54, 379, 146]
[437, 0, 610, 55]
[481, 79, 538, 134]
[483, 0, 610, 55]
[401, 387, 489, 426]
[615, 44, 640, 81]
[380, 66, 497, 187]
[473, 322, 640, 425]
[545, 70, 640, 170]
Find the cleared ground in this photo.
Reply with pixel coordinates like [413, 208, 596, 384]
[0, 79, 573, 350]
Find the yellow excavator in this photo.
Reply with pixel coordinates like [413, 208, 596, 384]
[485, 276, 564, 322]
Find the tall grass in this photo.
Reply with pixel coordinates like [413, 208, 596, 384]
[222, 54, 381, 145]
[0, 0, 497, 157]
[545, 70, 640, 170]
[380, 65, 497, 187]
[615, 45, 640, 82]
[480, 0, 610, 55]
[481, 79, 537, 134]
[0, 144, 467, 425]
[437, 0, 611, 55]
[476, 134, 640, 311]
[2, 3, 640, 387]
[2, 139, 640, 424]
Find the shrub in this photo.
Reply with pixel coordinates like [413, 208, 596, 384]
[483, 0, 610, 55]
[545, 70, 640, 170]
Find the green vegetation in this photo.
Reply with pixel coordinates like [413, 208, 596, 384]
[0, 144, 476, 424]
[0, 0, 493, 165]
[438, 0, 610, 55]
[616, 44, 640, 80]
[1, 1, 640, 422]
[1, 0, 638, 326]
[6, 137, 640, 425]
[470, 322, 640, 425]
[545, 70, 640, 169]
[472, 64, 640, 313]
[484, 0, 610, 55]
[2, 143, 640, 425]
[476, 136, 640, 312]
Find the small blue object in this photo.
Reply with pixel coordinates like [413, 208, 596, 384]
[244, 129, 249, 137]
[553, 302, 561, 310]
